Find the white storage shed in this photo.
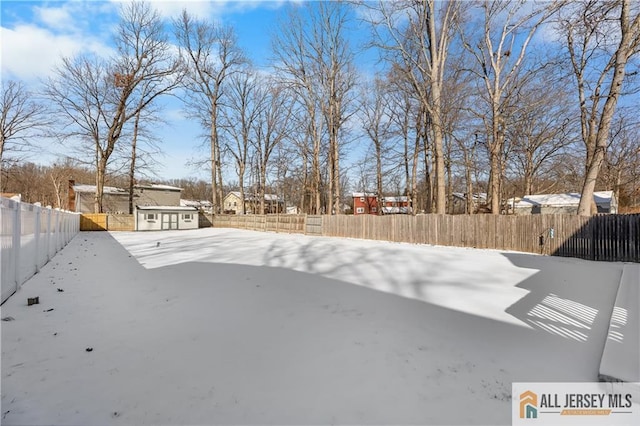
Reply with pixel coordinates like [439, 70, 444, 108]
[135, 206, 199, 231]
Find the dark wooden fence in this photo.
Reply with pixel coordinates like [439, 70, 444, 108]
[205, 213, 639, 263]
[553, 214, 639, 262]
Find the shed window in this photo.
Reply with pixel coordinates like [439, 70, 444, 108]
[356, 207, 364, 214]
[144, 213, 156, 221]
[371, 206, 377, 212]
[359, 197, 364, 202]
[183, 213, 193, 221]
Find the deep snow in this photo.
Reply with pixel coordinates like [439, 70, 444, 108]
[0, 228, 625, 425]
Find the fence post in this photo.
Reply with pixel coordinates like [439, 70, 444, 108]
[55, 210, 61, 252]
[12, 202, 21, 290]
[34, 206, 41, 273]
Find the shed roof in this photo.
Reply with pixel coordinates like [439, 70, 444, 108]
[136, 205, 197, 212]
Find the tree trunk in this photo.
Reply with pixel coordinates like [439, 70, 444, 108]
[128, 111, 140, 215]
[489, 150, 501, 214]
[210, 111, 218, 215]
[95, 157, 107, 213]
[465, 156, 473, 215]
[313, 128, 321, 215]
[332, 128, 341, 215]
[375, 138, 383, 204]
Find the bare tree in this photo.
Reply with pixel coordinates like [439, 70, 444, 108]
[361, 0, 463, 214]
[360, 77, 393, 204]
[45, 1, 181, 212]
[386, 73, 423, 213]
[174, 10, 245, 214]
[126, 98, 164, 214]
[253, 80, 292, 215]
[315, 2, 357, 215]
[272, 2, 356, 215]
[559, 0, 640, 215]
[507, 71, 577, 196]
[0, 80, 48, 165]
[2, 160, 93, 206]
[601, 111, 640, 205]
[222, 70, 262, 214]
[272, 7, 324, 214]
[461, 0, 557, 214]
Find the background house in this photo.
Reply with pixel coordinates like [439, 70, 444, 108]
[352, 192, 378, 215]
[72, 184, 128, 213]
[507, 191, 618, 215]
[381, 196, 411, 215]
[223, 191, 284, 214]
[71, 183, 182, 213]
[451, 193, 488, 214]
[135, 184, 182, 206]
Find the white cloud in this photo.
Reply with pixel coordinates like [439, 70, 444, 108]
[33, 1, 119, 34]
[0, 24, 114, 83]
[33, 4, 75, 32]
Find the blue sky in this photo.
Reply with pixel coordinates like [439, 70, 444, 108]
[2, 0, 367, 181]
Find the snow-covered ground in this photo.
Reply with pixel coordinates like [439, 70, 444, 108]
[1, 228, 624, 425]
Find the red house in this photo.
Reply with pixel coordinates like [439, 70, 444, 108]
[352, 192, 378, 215]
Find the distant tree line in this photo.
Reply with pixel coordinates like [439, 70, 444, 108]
[2, 0, 640, 215]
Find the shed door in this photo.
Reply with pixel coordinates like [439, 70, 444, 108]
[162, 213, 178, 230]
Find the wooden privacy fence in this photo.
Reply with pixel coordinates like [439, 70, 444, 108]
[209, 213, 639, 262]
[211, 214, 306, 234]
[80, 214, 107, 231]
[79, 214, 134, 231]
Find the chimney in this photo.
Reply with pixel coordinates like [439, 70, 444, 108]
[68, 179, 76, 211]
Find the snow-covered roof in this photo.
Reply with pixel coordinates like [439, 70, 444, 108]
[1, 193, 21, 202]
[383, 196, 409, 202]
[511, 191, 614, 208]
[137, 184, 182, 191]
[136, 205, 198, 211]
[74, 184, 183, 194]
[73, 185, 127, 194]
[381, 206, 412, 214]
[352, 192, 377, 197]
[180, 199, 214, 208]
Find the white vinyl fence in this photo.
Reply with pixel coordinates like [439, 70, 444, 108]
[1, 197, 80, 304]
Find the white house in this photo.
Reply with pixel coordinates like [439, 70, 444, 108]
[135, 205, 199, 231]
[508, 191, 618, 215]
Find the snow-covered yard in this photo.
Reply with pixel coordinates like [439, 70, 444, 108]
[1, 228, 624, 425]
